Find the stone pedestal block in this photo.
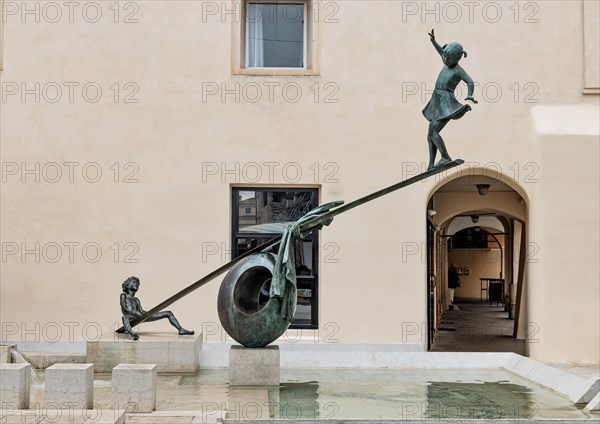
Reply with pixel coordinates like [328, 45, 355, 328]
[87, 332, 202, 373]
[229, 345, 280, 386]
[0, 344, 14, 363]
[0, 363, 31, 409]
[111, 364, 157, 413]
[44, 364, 93, 409]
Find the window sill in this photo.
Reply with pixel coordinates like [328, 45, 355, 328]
[234, 68, 320, 77]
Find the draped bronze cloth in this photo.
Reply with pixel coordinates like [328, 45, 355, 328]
[270, 201, 340, 320]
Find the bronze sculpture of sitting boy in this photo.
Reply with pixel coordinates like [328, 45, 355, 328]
[116, 276, 194, 341]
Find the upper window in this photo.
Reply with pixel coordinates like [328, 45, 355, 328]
[233, 0, 318, 75]
[245, 2, 306, 69]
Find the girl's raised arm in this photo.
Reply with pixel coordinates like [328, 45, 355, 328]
[428, 29, 444, 57]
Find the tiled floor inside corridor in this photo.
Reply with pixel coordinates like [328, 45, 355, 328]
[431, 298, 526, 354]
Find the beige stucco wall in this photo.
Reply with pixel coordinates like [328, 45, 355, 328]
[449, 249, 502, 299]
[527, 105, 600, 363]
[0, 1, 598, 362]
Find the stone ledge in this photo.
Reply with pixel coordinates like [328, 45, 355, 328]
[502, 353, 594, 401]
[86, 332, 202, 373]
[202, 343, 509, 369]
[20, 352, 86, 369]
[585, 392, 600, 412]
[570, 377, 600, 404]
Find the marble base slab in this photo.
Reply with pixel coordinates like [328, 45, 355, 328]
[0, 409, 124, 424]
[87, 332, 202, 373]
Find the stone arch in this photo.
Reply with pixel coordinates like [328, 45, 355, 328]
[426, 165, 530, 215]
[425, 168, 529, 351]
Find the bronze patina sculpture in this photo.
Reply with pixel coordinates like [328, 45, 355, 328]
[114, 31, 478, 348]
[116, 160, 464, 347]
[116, 276, 194, 340]
[423, 29, 477, 170]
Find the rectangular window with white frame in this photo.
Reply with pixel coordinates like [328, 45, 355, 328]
[245, 2, 307, 69]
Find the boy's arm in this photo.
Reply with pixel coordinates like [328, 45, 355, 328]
[428, 29, 444, 57]
[120, 293, 132, 314]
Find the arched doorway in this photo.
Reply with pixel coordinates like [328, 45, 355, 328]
[426, 172, 528, 352]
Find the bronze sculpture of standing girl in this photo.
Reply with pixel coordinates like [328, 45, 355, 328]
[423, 29, 478, 170]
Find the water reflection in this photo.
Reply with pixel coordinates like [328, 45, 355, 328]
[425, 381, 536, 419]
[279, 381, 319, 419]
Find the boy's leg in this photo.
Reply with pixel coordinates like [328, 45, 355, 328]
[148, 311, 194, 335]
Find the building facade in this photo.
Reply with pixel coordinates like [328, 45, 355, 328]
[1, 0, 598, 364]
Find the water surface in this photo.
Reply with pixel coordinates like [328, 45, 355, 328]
[26, 369, 596, 420]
